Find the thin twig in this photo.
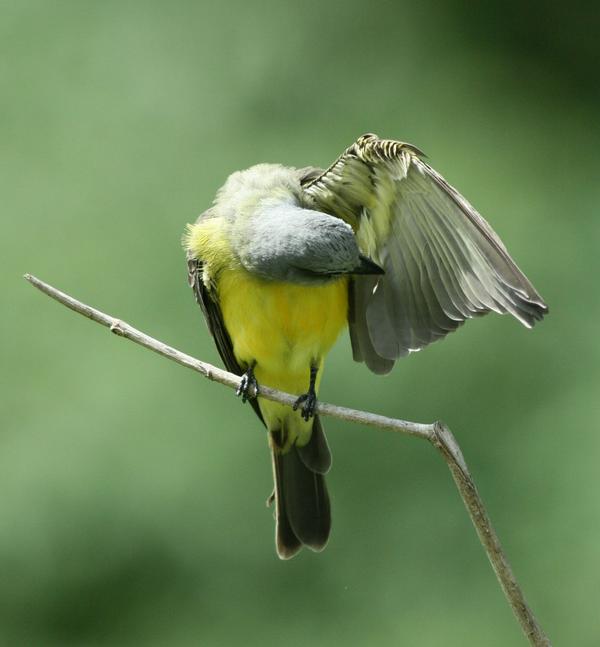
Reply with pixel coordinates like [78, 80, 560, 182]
[23, 273, 551, 646]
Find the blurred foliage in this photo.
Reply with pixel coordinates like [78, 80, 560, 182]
[2, 0, 599, 645]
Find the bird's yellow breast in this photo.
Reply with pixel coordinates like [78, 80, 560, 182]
[218, 268, 348, 392]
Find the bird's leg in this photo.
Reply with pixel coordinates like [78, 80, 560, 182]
[293, 363, 318, 422]
[236, 362, 258, 403]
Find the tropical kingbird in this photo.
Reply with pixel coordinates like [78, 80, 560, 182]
[184, 133, 547, 559]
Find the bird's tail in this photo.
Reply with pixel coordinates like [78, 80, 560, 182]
[270, 416, 332, 559]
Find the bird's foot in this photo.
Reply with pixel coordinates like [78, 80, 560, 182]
[293, 389, 317, 421]
[236, 366, 258, 403]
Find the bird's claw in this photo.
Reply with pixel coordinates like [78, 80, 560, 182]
[236, 367, 258, 403]
[293, 390, 317, 421]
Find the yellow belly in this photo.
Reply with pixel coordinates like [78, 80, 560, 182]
[217, 267, 348, 443]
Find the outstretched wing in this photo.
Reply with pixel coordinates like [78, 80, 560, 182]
[302, 133, 547, 374]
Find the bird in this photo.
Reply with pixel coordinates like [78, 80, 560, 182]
[183, 133, 547, 559]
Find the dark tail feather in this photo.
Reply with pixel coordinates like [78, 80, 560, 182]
[271, 435, 331, 559]
[271, 449, 302, 559]
[297, 415, 332, 474]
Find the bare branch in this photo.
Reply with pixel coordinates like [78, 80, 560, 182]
[23, 273, 551, 646]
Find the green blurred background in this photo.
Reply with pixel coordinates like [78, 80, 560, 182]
[2, 1, 598, 645]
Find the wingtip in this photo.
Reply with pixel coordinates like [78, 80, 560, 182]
[532, 301, 549, 322]
[518, 290, 549, 326]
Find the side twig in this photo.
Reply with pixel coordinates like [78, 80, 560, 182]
[23, 273, 551, 647]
